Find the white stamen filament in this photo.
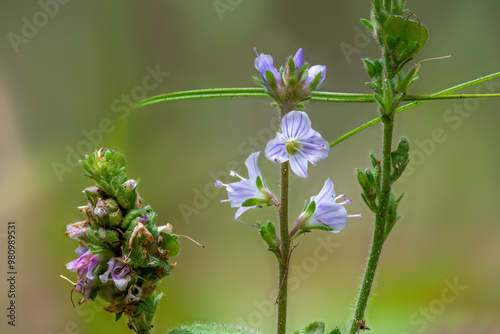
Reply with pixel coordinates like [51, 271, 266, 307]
[348, 213, 362, 218]
[60, 275, 76, 286]
[230, 170, 245, 181]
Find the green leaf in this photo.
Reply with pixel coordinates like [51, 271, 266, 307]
[382, 16, 428, 62]
[241, 198, 269, 207]
[160, 233, 180, 257]
[303, 321, 325, 334]
[136, 300, 155, 314]
[329, 327, 343, 334]
[115, 311, 124, 322]
[363, 59, 377, 78]
[360, 18, 374, 31]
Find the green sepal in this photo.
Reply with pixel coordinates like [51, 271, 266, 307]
[297, 62, 309, 81]
[360, 18, 374, 31]
[309, 71, 323, 90]
[256, 175, 265, 193]
[252, 76, 266, 87]
[241, 197, 269, 207]
[304, 200, 316, 218]
[288, 57, 295, 77]
[265, 70, 277, 90]
[306, 225, 334, 232]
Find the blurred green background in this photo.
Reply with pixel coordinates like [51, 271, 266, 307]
[0, 1, 499, 333]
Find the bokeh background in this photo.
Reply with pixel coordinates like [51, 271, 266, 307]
[1, 1, 499, 333]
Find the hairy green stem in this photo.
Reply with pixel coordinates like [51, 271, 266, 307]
[348, 117, 394, 334]
[277, 161, 290, 334]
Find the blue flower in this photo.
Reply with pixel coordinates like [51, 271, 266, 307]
[265, 110, 329, 178]
[216, 152, 276, 219]
[304, 64, 327, 89]
[254, 48, 281, 90]
[291, 48, 326, 90]
[297, 178, 361, 233]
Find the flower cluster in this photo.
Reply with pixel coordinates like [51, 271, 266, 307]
[64, 148, 180, 333]
[218, 51, 360, 238]
[254, 48, 327, 109]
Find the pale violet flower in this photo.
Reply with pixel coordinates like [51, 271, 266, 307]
[292, 48, 327, 89]
[297, 178, 361, 233]
[265, 110, 329, 178]
[215, 152, 276, 219]
[254, 48, 281, 90]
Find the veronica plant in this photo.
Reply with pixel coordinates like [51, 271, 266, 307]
[63, 148, 180, 334]
[136, 1, 500, 333]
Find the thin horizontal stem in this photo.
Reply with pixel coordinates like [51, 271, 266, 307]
[137, 72, 500, 108]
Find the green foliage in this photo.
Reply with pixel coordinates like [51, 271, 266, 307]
[383, 16, 428, 66]
[168, 322, 260, 334]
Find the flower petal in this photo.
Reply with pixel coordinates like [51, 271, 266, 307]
[305, 65, 327, 88]
[227, 179, 262, 207]
[245, 151, 262, 182]
[311, 178, 336, 203]
[289, 154, 309, 178]
[234, 206, 254, 220]
[99, 259, 115, 283]
[281, 111, 312, 139]
[255, 53, 280, 86]
[265, 136, 287, 163]
[293, 48, 305, 71]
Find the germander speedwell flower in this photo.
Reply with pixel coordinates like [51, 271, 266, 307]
[215, 151, 277, 219]
[254, 48, 327, 107]
[265, 110, 329, 178]
[294, 178, 361, 235]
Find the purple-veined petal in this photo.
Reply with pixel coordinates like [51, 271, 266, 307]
[265, 136, 287, 163]
[306, 179, 348, 232]
[311, 178, 336, 203]
[227, 179, 263, 207]
[255, 53, 280, 86]
[281, 111, 312, 139]
[289, 154, 309, 178]
[305, 65, 327, 88]
[293, 48, 305, 71]
[246, 151, 263, 182]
